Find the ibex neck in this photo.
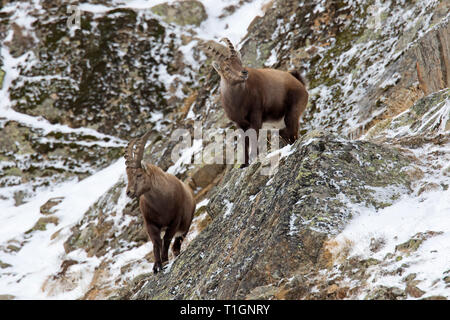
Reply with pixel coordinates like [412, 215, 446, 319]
[220, 78, 247, 101]
[137, 165, 155, 194]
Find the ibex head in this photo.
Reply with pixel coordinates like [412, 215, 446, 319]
[124, 131, 152, 198]
[205, 38, 248, 85]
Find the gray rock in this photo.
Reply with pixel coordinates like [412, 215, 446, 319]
[128, 131, 414, 299]
[40, 197, 65, 215]
[151, 1, 208, 27]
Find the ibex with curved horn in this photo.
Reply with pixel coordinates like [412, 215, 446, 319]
[124, 132, 196, 273]
[204, 38, 309, 165]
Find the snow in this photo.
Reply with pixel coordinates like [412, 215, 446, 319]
[264, 48, 278, 67]
[333, 188, 450, 298]
[288, 212, 299, 236]
[0, 159, 125, 299]
[79, 0, 271, 59]
[167, 138, 203, 175]
[1, 0, 42, 33]
[106, 242, 153, 280]
[328, 92, 450, 298]
[265, 143, 293, 159]
[380, 72, 401, 89]
[195, 0, 270, 45]
[78, 0, 171, 14]
[196, 198, 210, 208]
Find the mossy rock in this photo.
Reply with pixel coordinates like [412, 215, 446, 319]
[25, 216, 60, 234]
[0, 121, 35, 156]
[245, 285, 278, 300]
[127, 132, 416, 300]
[395, 231, 443, 255]
[0, 117, 123, 202]
[8, 5, 194, 139]
[365, 286, 405, 300]
[0, 260, 12, 269]
[360, 258, 380, 268]
[396, 238, 423, 254]
[151, 1, 207, 27]
[40, 197, 65, 215]
[0, 68, 5, 89]
[6, 244, 21, 253]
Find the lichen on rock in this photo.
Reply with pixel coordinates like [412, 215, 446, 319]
[151, 1, 208, 27]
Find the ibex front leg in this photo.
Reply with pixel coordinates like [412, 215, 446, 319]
[146, 222, 163, 273]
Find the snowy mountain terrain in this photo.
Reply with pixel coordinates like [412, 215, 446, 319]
[0, 0, 449, 300]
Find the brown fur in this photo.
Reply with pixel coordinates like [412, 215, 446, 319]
[125, 135, 195, 274]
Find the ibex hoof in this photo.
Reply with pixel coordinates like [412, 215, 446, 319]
[153, 262, 163, 274]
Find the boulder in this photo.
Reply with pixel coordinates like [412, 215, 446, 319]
[151, 1, 207, 27]
[130, 130, 415, 299]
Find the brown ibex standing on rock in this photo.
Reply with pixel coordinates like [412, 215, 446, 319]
[204, 38, 309, 166]
[124, 132, 196, 273]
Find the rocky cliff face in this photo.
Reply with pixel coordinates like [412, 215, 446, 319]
[0, 0, 449, 300]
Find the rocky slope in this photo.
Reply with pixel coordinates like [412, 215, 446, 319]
[0, 0, 449, 300]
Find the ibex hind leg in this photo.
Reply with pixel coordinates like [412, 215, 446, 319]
[279, 128, 293, 145]
[161, 226, 178, 267]
[280, 116, 297, 144]
[282, 96, 305, 144]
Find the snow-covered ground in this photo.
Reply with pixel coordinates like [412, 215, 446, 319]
[0, 160, 125, 299]
[327, 97, 450, 298]
[337, 187, 450, 298]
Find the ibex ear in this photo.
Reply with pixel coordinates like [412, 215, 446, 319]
[142, 162, 151, 175]
[212, 61, 221, 73]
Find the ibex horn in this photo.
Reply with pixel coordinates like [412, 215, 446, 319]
[205, 44, 227, 61]
[134, 131, 152, 168]
[220, 37, 237, 57]
[124, 138, 138, 167]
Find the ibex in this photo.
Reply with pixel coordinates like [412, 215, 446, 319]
[124, 132, 196, 273]
[205, 38, 309, 165]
